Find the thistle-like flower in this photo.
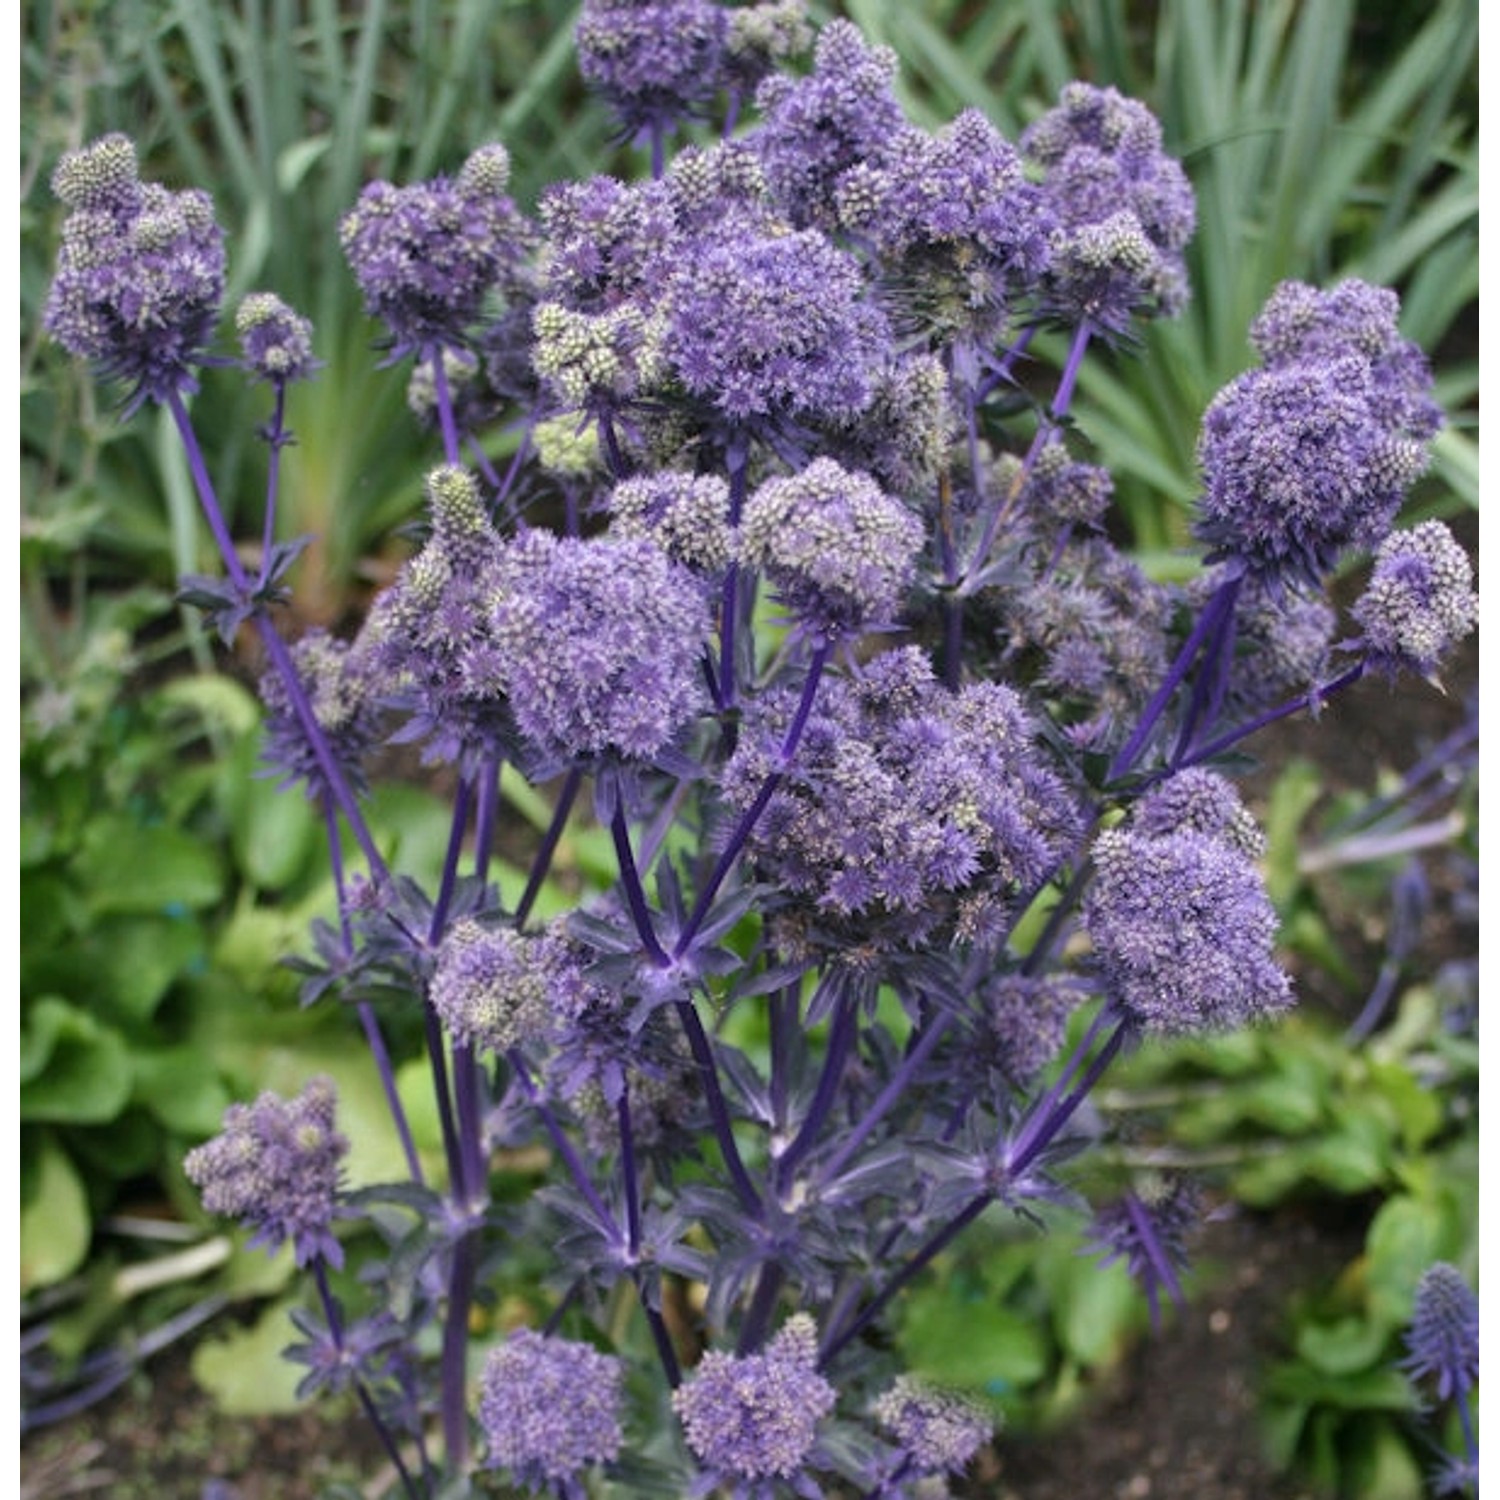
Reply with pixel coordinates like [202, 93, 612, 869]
[672, 1315, 836, 1493]
[183, 1078, 348, 1267]
[1401, 1263, 1479, 1404]
[339, 144, 532, 355]
[872, 1375, 994, 1477]
[235, 292, 316, 384]
[477, 1328, 625, 1491]
[1352, 520, 1478, 683]
[45, 134, 226, 409]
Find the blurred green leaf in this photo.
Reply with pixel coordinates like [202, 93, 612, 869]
[20, 1134, 93, 1294]
[20, 996, 134, 1123]
[191, 1297, 305, 1415]
[77, 817, 226, 917]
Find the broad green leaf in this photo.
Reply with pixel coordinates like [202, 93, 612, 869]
[19, 1134, 92, 1294]
[20, 997, 134, 1123]
[896, 1285, 1050, 1391]
[191, 1297, 305, 1415]
[132, 1047, 235, 1136]
[77, 817, 225, 917]
[1294, 1314, 1393, 1377]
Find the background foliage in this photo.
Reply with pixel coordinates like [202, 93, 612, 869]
[19, 1, 1477, 1491]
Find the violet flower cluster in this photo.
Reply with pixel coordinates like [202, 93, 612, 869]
[45, 5, 1477, 1496]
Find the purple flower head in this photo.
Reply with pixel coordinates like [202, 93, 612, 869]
[537, 174, 679, 312]
[235, 292, 316, 384]
[665, 228, 891, 431]
[1132, 769, 1265, 858]
[822, 351, 954, 498]
[663, 141, 782, 242]
[477, 1327, 625, 1486]
[672, 1315, 836, 1485]
[1085, 812, 1293, 1035]
[1250, 279, 1443, 441]
[1401, 1263, 1479, 1404]
[725, 648, 1083, 954]
[837, 110, 1053, 343]
[259, 630, 381, 798]
[339, 144, 532, 354]
[356, 466, 511, 766]
[609, 470, 736, 572]
[974, 972, 1080, 1087]
[183, 1078, 348, 1268]
[431, 918, 594, 1054]
[1194, 359, 1430, 585]
[45, 134, 226, 409]
[1352, 520, 1478, 683]
[872, 1376, 993, 1476]
[490, 530, 712, 768]
[751, 18, 906, 231]
[1022, 83, 1195, 331]
[1088, 1176, 1202, 1326]
[531, 300, 667, 413]
[740, 459, 926, 635]
[719, 0, 814, 104]
[575, 0, 727, 141]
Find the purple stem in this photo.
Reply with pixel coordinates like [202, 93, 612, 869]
[736, 1262, 786, 1356]
[257, 381, 287, 587]
[516, 767, 583, 927]
[774, 987, 857, 1192]
[812, 1011, 954, 1194]
[674, 996, 762, 1216]
[438, 1231, 477, 1473]
[963, 319, 1093, 586]
[322, 795, 425, 1186]
[429, 344, 462, 467]
[1108, 567, 1244, 782]
[312, 1263, 422, 1499]
[617, 1083, 642, 1256]
[164, 390, 386, 879]
[509, 1050, 618, 1233]
[609, 803, 671, 968]
[674, 639, 831, 960]
[1005, 1011, 1131, 1181]
[1178, 660, 1366, 771]
[715, 444, 752, 713]
[976, 322, 1039, 402]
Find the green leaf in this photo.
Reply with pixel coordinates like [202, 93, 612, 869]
[132, 1047, 234, 1136]
[225, 740, 319, 891]
[191, 1297, 305, 1415]
[1365, 1196, 1456, 1329]
[896, 1284, 1050, 1392]
[92, 914, 206, 1024]
[1294, 1314, 1392, 1377]
[20, 997, 134, 1123]
[77, 817, 225, 917]
[20, 1134, 93, 1294]
[1042, 1243, 1141, 1367]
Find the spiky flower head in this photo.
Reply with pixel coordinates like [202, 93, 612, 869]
[339, 145, 531, 353]
[490, 530, 712, 768]
[1194, 358, 1430, 585]
[672, 1315, 836, 1484]
[740, 459, 926, 635]
[575, 0, 727, 141]
[872, 1376, 993, 1476]
[836, 110, 1052, 344]
[183, 1078, 347, 1267]
[1022, 83, 1196, 331]
[45, 134, 226, 409]
[1249, 278, 1443, 440]
[430, 919, 589, 1054]
[235, 292, 316, 384]
[531, 299, 667, 411]
[665, 228, 890, 430]
[477, 1328, 625, 1486]
[608, 470, 736, 572]
[1352, 520, 1478, 682]
[354, 465, 511, 766]
[1086, 801, 1292, 1035]
[720, 0, 814, 102]
[1401, 1263, 1479, 1404]
[751, 18, 906, 231]
[724, 648, 1083, 954]
[537, 173, 678, 311]
[1132, 769, 1265, 857]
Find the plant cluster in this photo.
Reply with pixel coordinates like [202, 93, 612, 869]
[38, 3, 1477, 1496]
